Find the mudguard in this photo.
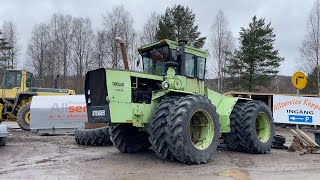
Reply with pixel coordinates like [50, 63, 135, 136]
[12, 92, 36, 113]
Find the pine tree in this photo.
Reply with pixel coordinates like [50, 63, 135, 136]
[0, 31, 13, 69]
[225, 16, 283, 92]
[156, 5, 206, 48]
[302, 67, 318, 94]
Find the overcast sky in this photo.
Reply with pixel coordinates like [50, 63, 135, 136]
[0, 0, 315, 75]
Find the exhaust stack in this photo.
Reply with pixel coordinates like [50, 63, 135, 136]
[115, 37, 129, 70]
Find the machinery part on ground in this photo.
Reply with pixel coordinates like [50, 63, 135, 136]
[148, 96, 179, 161]
[0, 123, 8, 146]
[165, 95, 220, 164]
[222, 103, 245, 152]
[272, 134, 287, 149]
[115, 37, 129, 70]
[109, 124, 150, 153]
[0, 137, 6, 146]
[17, 102, 31, 131]
[75, 126, 112, 146]
[239, 100, 275, 154]
[274, 135, 286, 145]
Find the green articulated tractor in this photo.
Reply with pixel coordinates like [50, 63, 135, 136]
[84, 39, 274, 164]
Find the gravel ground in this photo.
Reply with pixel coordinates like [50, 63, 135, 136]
[0, 123, 320, 180]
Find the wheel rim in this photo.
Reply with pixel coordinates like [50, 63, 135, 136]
[189, 109, 214, 150]
[25, 111, 31, 125]
[256, 112, 271, 143]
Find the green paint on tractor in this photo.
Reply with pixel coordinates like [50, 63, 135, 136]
[84, 39, 275, 164]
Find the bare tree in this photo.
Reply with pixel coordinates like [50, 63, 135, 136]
[102, 5, 137, 70]
[92, 30, 107, 69]
[27, 23, 51, 81]
[1, 21, 20, 69]
[208, 10, 234, 91]
[299, 0, 320, 96]
[48, 14, 73, 88]
[27, 15, 75, 89]
[71, 17, 94, 92]
[140, 12, 160, 45]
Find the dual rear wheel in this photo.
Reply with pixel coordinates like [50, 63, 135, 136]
[109, 96, 274, 164]
[110, 95, 220, 164]
[222, 100, 274, 153]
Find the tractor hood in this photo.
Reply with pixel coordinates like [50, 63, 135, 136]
[84, 68, 164, 125]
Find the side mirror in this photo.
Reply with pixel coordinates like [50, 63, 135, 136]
[54, 74, 60, 89]
[136, 59, 140, 67]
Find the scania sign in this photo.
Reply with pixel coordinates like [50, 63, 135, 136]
[273, 95, 320, 125]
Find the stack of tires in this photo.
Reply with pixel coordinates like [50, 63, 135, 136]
[272, 135, 287, 149]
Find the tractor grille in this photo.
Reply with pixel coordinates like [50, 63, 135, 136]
[85, 68, 110, 123]
[85, 68, 107, 106]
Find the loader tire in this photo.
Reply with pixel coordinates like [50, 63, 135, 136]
[239, 100, 274, 154]
[0, 137, 7, 146]
[75, 126, 112, 146]
[166, 95, 220, 164]
[17, 103, 31, 131]
[222, 103, 245, 151]
[109, 124, 150, 153]
[149, 96, 179, 161]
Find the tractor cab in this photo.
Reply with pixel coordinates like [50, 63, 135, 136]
[139, 39, 207, 80]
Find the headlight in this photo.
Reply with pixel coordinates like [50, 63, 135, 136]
[162, 81, 170, 89]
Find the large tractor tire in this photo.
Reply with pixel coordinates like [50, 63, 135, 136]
[149, 97, 179, 161]
[0, 137, 7, 146]
[109, 124, 150, 153]
[17, 103, 31, 131]
[75, 126, 112, 146]
[166, 95, 220, 164]
[222, 103, 245, 151]
[239, 100, 274, 154]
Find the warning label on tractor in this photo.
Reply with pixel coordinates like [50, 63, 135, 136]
[273, 95, 320, 125]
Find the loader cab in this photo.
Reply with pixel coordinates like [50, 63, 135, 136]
[140, 39, 207, 80]
[0, 70, 33, 98]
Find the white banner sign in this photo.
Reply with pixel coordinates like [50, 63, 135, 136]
[273, 95, 320, 125]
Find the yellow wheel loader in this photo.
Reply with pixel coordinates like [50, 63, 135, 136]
[0, 69, 75, 130]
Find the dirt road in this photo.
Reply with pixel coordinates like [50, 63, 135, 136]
[0, 124, 320, 180]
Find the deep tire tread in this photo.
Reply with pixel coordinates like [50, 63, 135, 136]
[75, 126, 112, 146]
[222, 103, 245, 151]
[149, 96, 179, 161]
[239, 100, 275, 154]
[165, 95, 220, 164]
[109, 124, 150, 153]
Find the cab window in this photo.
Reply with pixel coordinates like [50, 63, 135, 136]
[142, 46, 170, 75]
[0, 71, 22, 89]
[185, 54, 195, 77]
[26, 73, 33, 87]
[197, 57, 206, 80]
